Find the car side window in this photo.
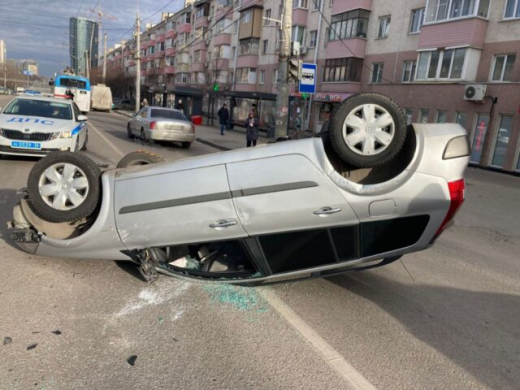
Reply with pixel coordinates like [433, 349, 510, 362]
[140, 108, 148, 118]
[72, 103, 81, 120]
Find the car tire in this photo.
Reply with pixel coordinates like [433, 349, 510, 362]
[116, 150, 165, 168]
[181, 142, 191, 149]
[27, 152, 101, 223]
[127, 124, 134, 139]
[329, 93, 407, 168]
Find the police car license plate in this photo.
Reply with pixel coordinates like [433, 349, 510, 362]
[11, 141, 42, 150]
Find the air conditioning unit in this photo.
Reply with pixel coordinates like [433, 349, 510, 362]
[464, 84, 487, 102]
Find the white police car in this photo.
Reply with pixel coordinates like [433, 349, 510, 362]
[0, 96, 88, 158]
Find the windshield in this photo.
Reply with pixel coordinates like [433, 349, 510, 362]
[151, 109, 188, 121]
[58, 77, 87, 89]
[4, 99, 73, 120]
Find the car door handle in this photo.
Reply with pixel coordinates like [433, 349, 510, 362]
[209, 220, 237, 229]
[313, 207, 342, 216]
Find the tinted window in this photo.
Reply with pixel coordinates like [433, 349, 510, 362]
[151, 109, 188, 121]
[58, 77, 87, 89]
[4, 99, 72, 120]
[260, 229, 336, 274]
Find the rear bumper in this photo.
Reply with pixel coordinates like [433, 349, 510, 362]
[147, 130, 195, 143]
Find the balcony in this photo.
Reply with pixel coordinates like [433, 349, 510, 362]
[325, 39, 366, 59]
[156, 51, 165, 58]
[192, 62, 205, 72]
[418, 17, 488, 50]
[129, 61, 136, 66]
[156, 34, 165, 43]
[165, 47, 176, 56]
[194, 16, 208, 29]
[147, 39, 156, 47]
[165, 29, 176, 39]
[214, 33, 231, 46]
[213, 58, 230, 70]
[176, 63, 190, 73]
[293, 9, 308, 25]
[332, 0, 372, 15]
[237, 55, 258, 68]
[178, 23, 191, 34]
[193, 40, 207, 51]
[165, 66, 175, 74]
[239, 0, 263, 11]
[215, 7, 233, 20]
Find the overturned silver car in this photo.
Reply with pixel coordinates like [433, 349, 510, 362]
[8, 93, 470, 284]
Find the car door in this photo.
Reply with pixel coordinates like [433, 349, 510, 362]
[226, 154, 360, 273]
[115, 165, 248, 249]
[131, 107, 147, 134]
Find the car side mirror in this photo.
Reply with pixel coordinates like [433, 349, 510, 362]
[78, 115, 88, 122]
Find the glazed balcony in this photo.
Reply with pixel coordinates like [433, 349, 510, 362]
[332, 0, 372, 15]
[194, 16, 208, 29]
[293, 9, 308, 25]
[419, 17, 488, 50]
[239, 0, 263, 11]
[214, 33, 231, 46]
[156, 51, 165, 59]
[193, 40, 207, 51]
[156, 34, 165, 43]
[192, 62, 205, 72]
[325, 39, 366, 59]
[178, 23, 191, 34]
[165, 66, 175, 74]
[237, 55, 258, 68]
[216, 7, 233, 20]
[213, 58, 230, 70]
[165, 29, 176, 39]
[165, 47, 176, 56]
[176, 63, 191, 73]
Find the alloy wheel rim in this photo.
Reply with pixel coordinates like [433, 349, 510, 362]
[341, 104, 395, 156]
[38, 163, 89, 211]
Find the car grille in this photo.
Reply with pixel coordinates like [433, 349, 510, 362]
[2, 129, 54, 141]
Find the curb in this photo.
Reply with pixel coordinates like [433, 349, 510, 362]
[196, 138, 232, 151]
[113, 110, 134, 118]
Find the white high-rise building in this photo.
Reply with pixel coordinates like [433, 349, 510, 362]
[0, 40, 6, 64]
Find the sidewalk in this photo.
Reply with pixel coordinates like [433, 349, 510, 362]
[114, 110, 267, 151]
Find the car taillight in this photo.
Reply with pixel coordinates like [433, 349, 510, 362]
[150, 121, 157, 130]
[434, 179, 465, 237]
[191, 124, 195, 133]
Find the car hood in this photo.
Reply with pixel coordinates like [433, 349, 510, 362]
[0, 115, 73, 133]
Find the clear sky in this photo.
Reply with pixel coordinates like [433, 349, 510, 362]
[0, 0, 184, 76]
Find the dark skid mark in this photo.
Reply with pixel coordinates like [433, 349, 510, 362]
[127, 355, 138, 366]
[27, 343, 38, 350]
[52, 330, 62, 335]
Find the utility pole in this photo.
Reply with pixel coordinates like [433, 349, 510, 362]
[274, 0, 293, 139]
[102, 33, 107, 84]
[86, 50, 90, 79]
[135, 12, 141, 113]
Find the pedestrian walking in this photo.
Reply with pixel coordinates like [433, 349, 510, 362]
[245, 111, 259, 147]
[217, 103, 230, 135]
[175, 99, 185, 113]
[141, 98, 148, 107]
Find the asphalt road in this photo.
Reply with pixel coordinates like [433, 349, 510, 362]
[0, 95, 519, 390]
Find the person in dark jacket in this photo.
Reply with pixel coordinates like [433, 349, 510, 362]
[245, 111, 259, 147]
[175, 99, 184, 113]
[217, 103, 229, 135]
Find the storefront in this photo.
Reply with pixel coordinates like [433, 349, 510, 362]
[310, 92, 353, 133]
[166, 86, 203, 118]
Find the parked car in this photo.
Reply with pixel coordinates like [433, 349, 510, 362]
[112, 98, 135, 110]
[0, 96, 88, 158]
[127, 106, 195, 149]
[8, 93, 470, 285]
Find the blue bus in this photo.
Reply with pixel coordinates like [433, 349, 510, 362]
[53, 74, 91, 113]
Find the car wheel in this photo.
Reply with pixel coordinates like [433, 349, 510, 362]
[127, 124, 134, 139]
[329, 93, 407, 168]
[27, 152, 101, 223]
[116, 150, 165, 168]
[181, 142, 191, 149]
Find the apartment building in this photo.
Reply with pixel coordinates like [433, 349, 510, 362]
[104, 0, 520, 173]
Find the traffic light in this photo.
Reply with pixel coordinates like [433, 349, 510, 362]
[213, 83, 219, 92]
[288, 59, 302, 81]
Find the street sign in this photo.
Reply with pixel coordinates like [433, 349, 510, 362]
[23, 70, 33, 76]
[299, 63, 316, 94]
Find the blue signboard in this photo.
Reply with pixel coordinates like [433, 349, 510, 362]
[299, 63, 317, 94]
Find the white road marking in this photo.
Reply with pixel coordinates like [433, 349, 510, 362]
[262, 289, 377, 390]
[88, 120, 125, 158]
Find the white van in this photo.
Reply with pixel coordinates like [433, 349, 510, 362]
[91, 84, 113, 112]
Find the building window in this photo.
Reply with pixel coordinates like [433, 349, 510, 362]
[313, 0, 322, 10]
[419, 108, 430, 123]
[456, 112, 467, 128]
[378, 16, 391, 38]
[405, 108, 414, 125]
[323, 57, 363, 82]
[236, 67, 257, 83]
[329, 9, 370, 40]
[239, 38, 260, 55]
[242, 10, 252, 24]
[436, 110, 447, 123]
[491, 54, 516, 81]
[410, 8, 425, 33]
[371, 62, 384, 83]
[215, 18, 230, 34]
[194, 50, 201, 62]
[505, 0, 520, 18]
[234, 20, 238, 33]
[262, 40, 268, 54]
[176, 73, 189, 83]
[491, 115, 513, 168]
[265, 9, 272, 25]
[402, 60, 416, 82]
[294, 0, 309, 9]
[291, 26, 306, 46]
[425, 0, 490, 23]
[232, 46, 236, 58]
[309, 30, 318, 47]
[260, 70, 265, 84]
[470, 113, 489, 163]
[416, 48, 466, 80]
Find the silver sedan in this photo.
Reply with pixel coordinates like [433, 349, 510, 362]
[127, 106, 195, 149]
